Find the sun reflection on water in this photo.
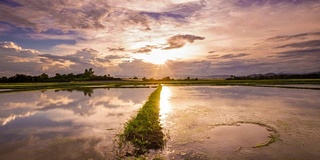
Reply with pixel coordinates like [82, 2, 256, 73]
[160, 86, 172, 124]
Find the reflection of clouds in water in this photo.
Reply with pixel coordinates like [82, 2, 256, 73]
[0, 88, 153, 124]
[179, 86, 320, 106]
[118, 88, 154, 104]
[0, 88, 153, 125]
[0, 88, 154, 159]
[0, 111, 35, 126]
[0, 136, 104, 160]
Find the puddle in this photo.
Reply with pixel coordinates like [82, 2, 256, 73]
[207, 123, 275, 149]
[164, 123, 277, 159]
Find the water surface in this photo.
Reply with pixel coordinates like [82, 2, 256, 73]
[160, 86, 320, 159]
[0, 88, 154, 160]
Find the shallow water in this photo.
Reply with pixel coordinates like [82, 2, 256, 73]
[0, 88, 154, 160]
[160, 86, 320, 159]
[263, 84, 320, 89]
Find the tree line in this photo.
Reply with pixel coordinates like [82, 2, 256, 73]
[226, 72, 320, 80]
[0, 68, 121, 83]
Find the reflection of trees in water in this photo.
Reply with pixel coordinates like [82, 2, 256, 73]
[55, 88, 110, 97]
[42, 88, 129, 117]
[1, 88, 149, 123]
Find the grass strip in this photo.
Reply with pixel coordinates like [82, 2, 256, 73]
[119, 85, 164, 155]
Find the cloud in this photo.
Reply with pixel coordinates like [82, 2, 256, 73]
[0, 22, 11, 33]
[207, 53, 249, 59]
[1, 41, 22, 50]
[0, 42, 44, 75]
[166, 60, 211, 75]
[234, 0, 318, 7]
[0, 0, 109, 30]
[0, 41, 120, 76]
[274, 48, 320, 59]
[133, 45, 160, 53]
[0, 0, 22, 7]
[40, 48, 103, 65]
[134, 48, 152, 53]
[266, 32, 320, 42]
[139, 0, 206, 21]
[163, 34, 205, 50]
[104, 55, 124, 60]
[39, 48, 120, 75]
[1, 0, 320, 76]
[0, 0, 155, 32]
[275, 40, 320, 49]
[116, 59, 157, 77]
[108, 47, 125, 52]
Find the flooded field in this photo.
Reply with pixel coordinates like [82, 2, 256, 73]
[160, 86, 320, 159]
[1, 86, 320, 159]
[0, 88, 154, 160]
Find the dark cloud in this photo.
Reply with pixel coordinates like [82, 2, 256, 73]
[134, 45, 160, 54]
[0, 0, 22, 7]
[108, 47, 125, 52]
[209, 60, 279, 76]
[126, 11, 151, 30]
[117, 59, 156, 77]
[140, 0, 205, 21]
[207, 53, 249, 59]
[135, 48, 152, 53]
[0, 0, 153, 31]
[266, 32, 320, 42]
[167, 60, 211, 75]
[166, 0, 206, 18]
[0, 5, 37, 29]
[275, 40, 320, 49]
[234, 0, 319, 7]
[208, 51, 215, 53]
[275, 48, 320, 59]
[41, 48, 118, 69]
[104, 55, 123, 59]
[0, 0, 109, 30]
[0, 22, 12, 33]
[140, 12, 184, 20]
[163, 34, 205, 50]
[39, 54, 78, 63]
[40, 48, 100, 65]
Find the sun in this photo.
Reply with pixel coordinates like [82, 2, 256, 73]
[145, 53, 169, 64]
[135, 52, 171, 65]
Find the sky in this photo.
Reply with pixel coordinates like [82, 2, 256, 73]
[0, 0, 320, 78]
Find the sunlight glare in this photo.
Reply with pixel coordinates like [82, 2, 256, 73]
[143, 52, 169, 64]
[160, 86, 172, 124]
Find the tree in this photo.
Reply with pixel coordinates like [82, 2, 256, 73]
[83, 68, 95, 78]
[161, 76, 171, 81]
[40, 73, 49, 80]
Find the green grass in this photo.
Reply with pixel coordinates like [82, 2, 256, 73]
[118, 85, 164, 156]
[253, 133, 278, 148]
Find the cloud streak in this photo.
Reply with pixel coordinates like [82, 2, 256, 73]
[207, 53, 250, 59]
[163, 34, 205, 50]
